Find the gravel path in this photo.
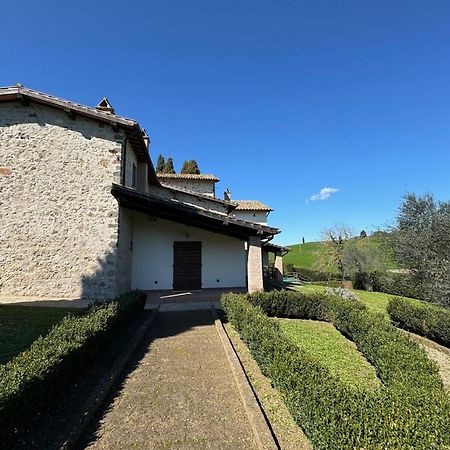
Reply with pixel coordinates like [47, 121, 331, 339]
[405, 331, 450, 391]
[82, 310, 258, 450]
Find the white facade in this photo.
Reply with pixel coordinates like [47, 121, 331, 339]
[132, 214, 247, 290]
[232, 211, 268, 225]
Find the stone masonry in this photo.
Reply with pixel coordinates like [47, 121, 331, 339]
[0, 102, 132, 299]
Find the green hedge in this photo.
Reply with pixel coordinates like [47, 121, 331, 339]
[222, 291, 450, 449]
[292, 267, 339, 282]
[353, 270, 426, 300]
[310, 280, 343, 288]
[388, 297, 450, 348]
[0, 291, 146, 438]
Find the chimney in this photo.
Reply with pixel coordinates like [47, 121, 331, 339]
[141, 128, 150, 149]
[96, 97, 115, 114]
[224, 188, 231, 201]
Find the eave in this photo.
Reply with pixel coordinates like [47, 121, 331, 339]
[0, 86, 159, 186]
[112, 184, 279, 240]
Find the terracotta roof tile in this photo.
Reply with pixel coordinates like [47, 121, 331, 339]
[234, 200, 273, 211]
[157, 173, 219, 182]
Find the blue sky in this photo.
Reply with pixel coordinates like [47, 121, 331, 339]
[2, 1, 449, 245]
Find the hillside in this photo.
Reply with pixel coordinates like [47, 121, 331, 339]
[283, 235, 397, 270]
[282, 242, 321, 269]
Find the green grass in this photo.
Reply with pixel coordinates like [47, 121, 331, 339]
[0, 306, 82, 365]
[282, 242, 322, 269]
[283, 236, 397, 270]
[277, 318, 381, 390]
[292, 284, 423, 320]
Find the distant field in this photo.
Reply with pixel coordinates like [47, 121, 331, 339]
[283, 236, 397, 270]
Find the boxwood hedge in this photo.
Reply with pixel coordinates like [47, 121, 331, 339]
[222, 290, 450, 449]
[388, 296, 450, 348]
[0, 291, 146, 439]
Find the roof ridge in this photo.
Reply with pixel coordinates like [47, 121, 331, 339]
[0, 85, 138, 124]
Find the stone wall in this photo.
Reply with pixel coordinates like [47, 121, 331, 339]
[158, 178, 216, 196]
[0, 101, 130, 299]
[116, 207, 134, 295]
[124, 140, 138, 188]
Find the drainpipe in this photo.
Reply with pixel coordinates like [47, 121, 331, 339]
[120, 137, 128, 186]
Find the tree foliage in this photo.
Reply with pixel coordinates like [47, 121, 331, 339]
[316, 225, 387, 284]
[180, 160, 200, 174]
[391, 193, 450, 306]
[163, 157, 176, 174]
[316, 225, 354, 275]
[155, 154, 165, 172]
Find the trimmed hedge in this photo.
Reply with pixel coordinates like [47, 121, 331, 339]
[388, 297, 450, 347]
[222, 290, 450, 449]
[292, 267, 339, 282]
[0, 291, 146, 438]
[311, 280, 344, 288]
[353, 270, 426, 300]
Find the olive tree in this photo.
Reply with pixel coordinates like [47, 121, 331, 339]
[391, 193, 450, 306]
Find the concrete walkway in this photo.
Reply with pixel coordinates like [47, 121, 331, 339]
[82, 308, 261, 450]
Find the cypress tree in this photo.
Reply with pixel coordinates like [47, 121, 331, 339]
[180, 160, 200, 174]
[156, 154, 165, 172]
[163, 157, 176, 174]
[189, 160, 200, 174]
[180, 160, 190, 174]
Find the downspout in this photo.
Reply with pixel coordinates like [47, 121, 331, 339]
[121, 137, 128, 186]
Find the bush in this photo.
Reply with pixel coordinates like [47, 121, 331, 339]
[312, 280, 344, 288]
[352, 270, 427, 299]
[284, 263, 294, 274]
[222, 290, 450, 449]
[0, 291, 146, 438]
[292, 267, 339, 282]
[388, 297, 450, 347]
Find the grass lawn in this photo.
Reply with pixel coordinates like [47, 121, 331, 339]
[282, 242, 321, 269]
[0, 305, 82, 365]
[291, 284, 423, 319]
[277, 318, 381, 390]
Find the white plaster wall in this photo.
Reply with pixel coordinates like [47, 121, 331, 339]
[132, 214, 247, 290]
[232, 211, 268, 225]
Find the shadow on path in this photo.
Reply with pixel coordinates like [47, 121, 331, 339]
[79, 309, 258, 450]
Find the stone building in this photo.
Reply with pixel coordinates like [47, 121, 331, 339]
[0, 85, 287, 300]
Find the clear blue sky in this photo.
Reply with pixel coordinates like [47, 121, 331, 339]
[2, 1, 449, 245]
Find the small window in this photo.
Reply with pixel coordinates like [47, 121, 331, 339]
[131, 163, 137, 189]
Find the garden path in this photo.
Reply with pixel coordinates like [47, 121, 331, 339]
[82, 308, 260, 450]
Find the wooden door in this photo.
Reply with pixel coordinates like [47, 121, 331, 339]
[173, 241, 202, 290]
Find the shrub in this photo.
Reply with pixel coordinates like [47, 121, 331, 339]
[284, 263, 294, 274]
[0, 291, 146, 438]
[292, 267, 339, 282]
[388, 297, 450, 347]
[311, 280, 343, 288]
[352, 270, 427, 299]
[222, 290, 450, 449]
